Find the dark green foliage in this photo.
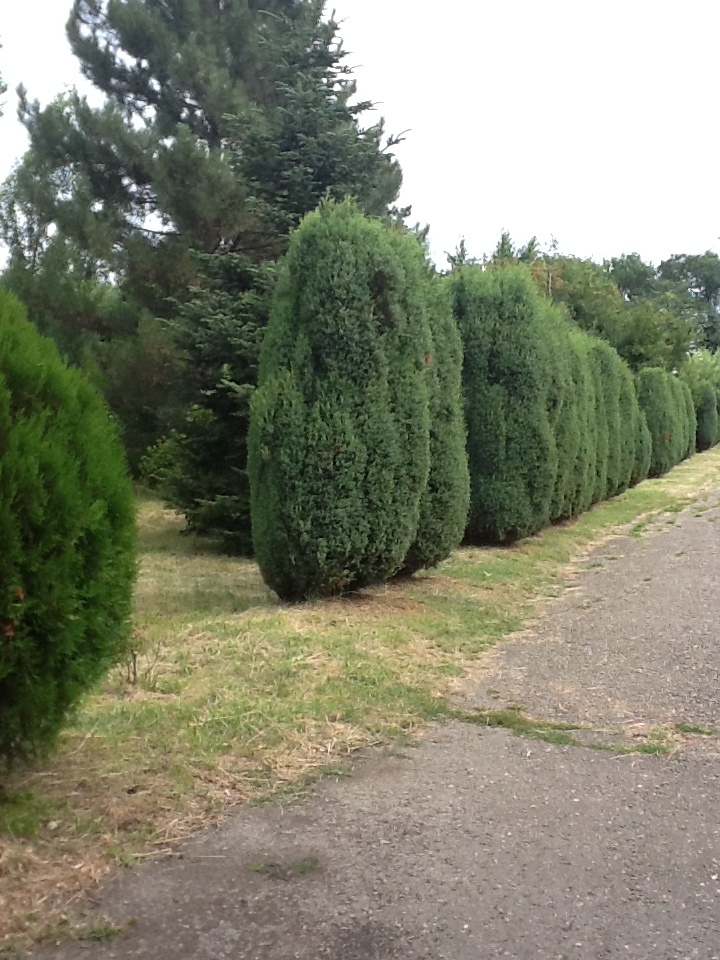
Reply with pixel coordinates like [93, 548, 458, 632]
[617, 365, 640, 492]
[402, 277, 469, 574]
[668, 377, 694, 464]
[452, 264, 557, 543]
[679, 379, 697, 459]
[577, 337, 641, 502]
[592, 341, 625, 498]
[5, 1, 403, 475]
[547, 325, 583, 522]
[142, 256, 275, 552]
[695, 383, 719, 451]
[0, 290, 135, 766]
[631, 407, 652, 485]
[635, 368, 688, 477]
[585, 345, 609, 504]
[678, 350, 720, 453]
[565, 332, 598, 514]
[452, 261, 656, 546]
[248, 201, 430, 601]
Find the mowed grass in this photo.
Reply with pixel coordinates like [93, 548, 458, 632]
[2, 448, 720, 949]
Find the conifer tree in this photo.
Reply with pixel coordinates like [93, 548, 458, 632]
[0, 289, 135, 766]
[452, 264, 557, 543]
[248, 201, 430, 600]
[402, 274, 469, 575]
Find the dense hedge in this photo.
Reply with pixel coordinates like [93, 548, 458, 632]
[248, 213, 711, 598]
[452, 264, 653, 544]
[401, 275, 470, 575]
[249, 201, 443, 601]
[635, 368, 696, 477]
[451, 265, 557, 542]
[695, 383, 720, 450]
[0, 289, 136, 766]
[678, 350, 720, 452]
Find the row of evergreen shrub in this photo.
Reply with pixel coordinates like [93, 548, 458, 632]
[3, 201, 718, 764]
[451, 264, 657, 543]
[249, 207, 715, 598]
[635, 368, 695, 477]
[678, 351, 720, 452]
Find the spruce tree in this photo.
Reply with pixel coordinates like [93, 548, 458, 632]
[5, 1, 403, 479]
[248, 201, 430, 601]
[142, 255, 274, 552]
[149, 6, 404, 547]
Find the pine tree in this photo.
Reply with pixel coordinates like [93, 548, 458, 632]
[148, 6, 404, 546]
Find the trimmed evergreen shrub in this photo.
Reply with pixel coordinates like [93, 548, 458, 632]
[402, 275, 469, 575]
[566, 332, 598, 515]
[0, 290, 136, 767]
[591, 341, 625, 497]
[669, 377, 689, 464]
[616, 364, 639, 493]
[547, 320, 581, 521]
[680, 379, 697, 458]
[635, 367, 685, 476]
[586, 344, 609, 503]
[452, 264, 557, 543]
[582, 338, 642, 498]
[631, 407, 652, 485]
[695, 382, 718, 451]
[248, 201, 431, 601]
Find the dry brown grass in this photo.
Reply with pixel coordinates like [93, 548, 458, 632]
[2, 449, 720, 951]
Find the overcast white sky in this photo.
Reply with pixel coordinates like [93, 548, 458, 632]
[1, 0, 718, 267]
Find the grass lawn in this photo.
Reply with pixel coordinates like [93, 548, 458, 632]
[2, 447, 720, 950]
